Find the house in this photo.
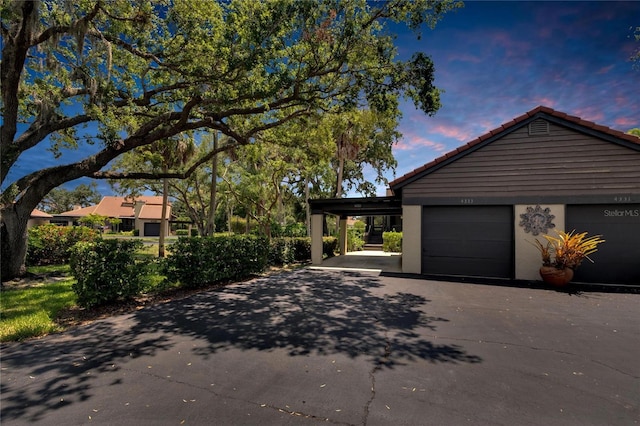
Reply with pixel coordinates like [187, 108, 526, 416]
[310, 106, 640, 285]
[55, 196, 172, 237]
[28, 209, 53, 228]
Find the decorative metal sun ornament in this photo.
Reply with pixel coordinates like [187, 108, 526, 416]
[519, 205, 555, 236]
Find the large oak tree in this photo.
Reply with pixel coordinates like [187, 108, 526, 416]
[1, 0, 459, 280]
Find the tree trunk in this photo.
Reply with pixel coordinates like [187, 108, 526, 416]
[305, 176, 311, 237]
[206, 132, 218, 236]
[336, 154, 344, 198]
[1, 205, 30, 281]
[159, 175, 169, 258]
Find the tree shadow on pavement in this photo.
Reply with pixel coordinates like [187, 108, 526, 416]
[0, 268, 481, 422]
[143, 269, 482, 367]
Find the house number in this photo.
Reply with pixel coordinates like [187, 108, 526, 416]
[613, 196, 631, 202]
[460, 198, 474, 204]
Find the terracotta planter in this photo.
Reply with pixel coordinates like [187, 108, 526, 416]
[539, 266, 574, 286]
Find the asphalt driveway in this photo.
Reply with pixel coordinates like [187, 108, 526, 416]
[1, 269, 638, 425]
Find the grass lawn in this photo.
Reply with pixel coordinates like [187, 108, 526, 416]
[0, 265, 76, 342]
[0, 239, 293, 343]
[1, 256, 168, 342]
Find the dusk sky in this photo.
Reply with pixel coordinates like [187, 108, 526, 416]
[382, 0, 640, 195]
[5, 1, 640, 198]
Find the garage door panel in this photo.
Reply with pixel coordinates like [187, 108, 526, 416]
[424, 257, 511, 278]
[422, 206, 513, 278]
[567, 204, 640, 284]
[144, 222, 161, 237]
[425, 224, 511, 241]
[424, 240, 511, 258]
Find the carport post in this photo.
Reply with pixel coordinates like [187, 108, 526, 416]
[311, 213, 323, 265]
[338, 215, 348, 255]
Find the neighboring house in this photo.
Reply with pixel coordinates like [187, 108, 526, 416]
[28, 209, 53, 228]
[310, 106, 640, 285]
[55, 196, 172, 237]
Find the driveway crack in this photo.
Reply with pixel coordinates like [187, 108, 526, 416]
[362, 330, 391, 425]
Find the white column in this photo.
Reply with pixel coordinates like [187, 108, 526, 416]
[311, 214, 324, 265]
[402, 205, 422, 274]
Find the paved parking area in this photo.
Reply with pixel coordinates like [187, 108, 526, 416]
[1, 268, 638, 425]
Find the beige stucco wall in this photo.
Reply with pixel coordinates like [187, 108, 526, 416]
[27, 218, 50, 229]
[514, 204, 565, 280]
[402, 205, 422, 274]
[311, 214, 324, 265]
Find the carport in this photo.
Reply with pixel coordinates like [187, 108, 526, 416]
[308, 196, 402, 265]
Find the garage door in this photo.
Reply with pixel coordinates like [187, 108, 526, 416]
[422, 206, 513, 278]
[566, 204, 640, 284]
[144, 222, 161, 237]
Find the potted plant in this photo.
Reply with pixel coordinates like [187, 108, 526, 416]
[531, 230, 605, 286]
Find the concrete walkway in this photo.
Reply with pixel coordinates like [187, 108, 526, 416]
[309, 251, 402, 273]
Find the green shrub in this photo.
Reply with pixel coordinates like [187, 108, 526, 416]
[70, 239, 146, 308]
[163, 235, 268, 288]
[283, 222, 307, 237]
[383, 231, 402, 253]
[176, 229, 189, 236]
[322, 237, 338, 258]
[132, 229, 140, 236]
[347, 228, 365, 251]
[269, 238, 289, 265]
[269, 237, 311, 265]
[190, 228, 199, 237]
[27, 225, 99, 266]
[292, 237, 312, 261]
[228, 216, 258, 234]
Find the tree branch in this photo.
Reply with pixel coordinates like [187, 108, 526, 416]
[33, 2, 102, 45]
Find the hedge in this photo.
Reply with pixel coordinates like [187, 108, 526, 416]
[27, 225, 99, 266]
[70, 239, 146, 308]
[347, 228, 364, 251]
[163, 235, 268, 288]
[382, 231, 402, 253]
[269, 237, 311, 265]
[322, 236, 338, 258]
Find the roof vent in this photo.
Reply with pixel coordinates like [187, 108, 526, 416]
[528, 119, 549, 135]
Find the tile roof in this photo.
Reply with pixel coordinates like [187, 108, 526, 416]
[57, 196, 170, 220]
[138, 204, 171, 220]
[57, 204, 98, 217]
[390, 105, 640, 190]
[30, 208, 53, 218]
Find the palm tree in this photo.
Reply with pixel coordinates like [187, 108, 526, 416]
[149, 136, 195, 257]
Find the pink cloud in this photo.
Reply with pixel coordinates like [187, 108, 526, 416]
[615, 117, 638, 127]
[431, 124, 474, 141]
[596, 65, 614, 75]
[490, 31, 533, 60]
[395, 133, 448, 153]
[531, 97, 557, 108]
[573, 107, 604, 123]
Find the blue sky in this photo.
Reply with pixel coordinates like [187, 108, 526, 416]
[5, 1, 640, 198]
[379, 0, 640, 195]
